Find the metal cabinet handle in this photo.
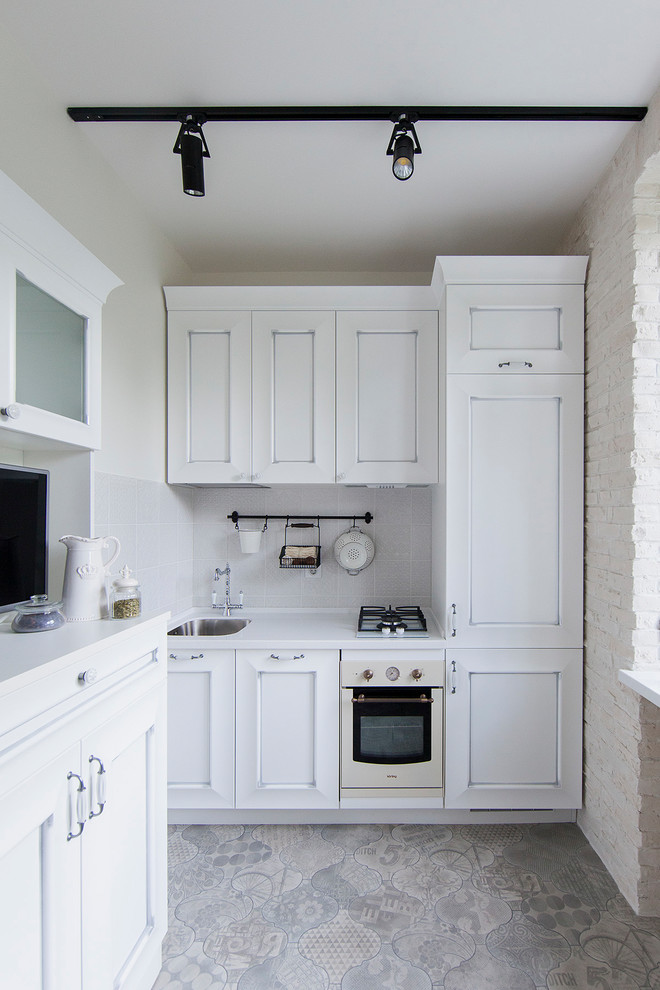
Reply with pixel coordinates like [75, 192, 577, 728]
[270, 653, 305, 661]
[450, 660, 457, 694]
[450, 604, 457, 638]
[67, 772, 87, 841]
[498, 360, 533, 368]
[88, 756, 107, 818]
[169, 653, 205, 661]
[352, 694, 434, 704]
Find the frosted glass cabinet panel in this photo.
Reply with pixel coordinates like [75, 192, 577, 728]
[15, 274, 87, 423]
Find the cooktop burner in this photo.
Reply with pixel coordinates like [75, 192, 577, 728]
[357, 605, 428, 637]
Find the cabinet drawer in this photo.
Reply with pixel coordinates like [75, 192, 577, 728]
[0, 625, 163, 756]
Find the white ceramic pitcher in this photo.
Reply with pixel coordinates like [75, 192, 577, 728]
[60, 535, 121, 621]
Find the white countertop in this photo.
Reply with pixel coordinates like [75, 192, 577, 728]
[0, 606, 446, 696]
[619, 668, 660, 708]
[167, 607, 447, 650]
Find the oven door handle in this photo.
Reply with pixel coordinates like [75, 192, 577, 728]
[351, 694, 434, 703]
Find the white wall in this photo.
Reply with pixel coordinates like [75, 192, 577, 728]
[95, 474, 433, 616]
[558, 81, 660, 914]
[0, 25, 192, 484]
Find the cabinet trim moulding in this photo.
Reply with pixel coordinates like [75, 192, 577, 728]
[164, 285, 438, 312]
[431, 256, 589, 296]
[0, 169, 122, 304]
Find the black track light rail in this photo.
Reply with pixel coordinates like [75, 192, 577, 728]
[67, 104, 648, 124]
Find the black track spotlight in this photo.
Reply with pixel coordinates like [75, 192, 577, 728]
[386, 113, 422, 180]
[173, 114, 211, 196]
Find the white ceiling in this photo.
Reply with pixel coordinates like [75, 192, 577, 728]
[6, 0, 660, 275]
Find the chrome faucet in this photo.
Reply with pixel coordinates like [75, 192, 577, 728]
[212, 563, 243, 615]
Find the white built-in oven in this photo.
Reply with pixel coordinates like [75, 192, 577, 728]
[340, 650, 444, 795]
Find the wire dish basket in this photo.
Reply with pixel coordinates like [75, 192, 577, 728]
[279, 520, 321, 573]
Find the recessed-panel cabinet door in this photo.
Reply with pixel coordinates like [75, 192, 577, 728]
[167, 650, 235, 809]
[445, 649, 582, 809]
[252, 311, 335, 483]
[336, 311, 439, 484]
[80, 684, 167, 990]
[167, 310, 251, 483]
[445, 374, 583, 648]
[0, 742, 81, 990]
[445, 283, 584, 374]
[235, 650, 339, 809]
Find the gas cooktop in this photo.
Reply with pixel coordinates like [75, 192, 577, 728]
[357, 605, 429, 638]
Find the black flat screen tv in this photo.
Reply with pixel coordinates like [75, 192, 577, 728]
[0, 463, 48, 611]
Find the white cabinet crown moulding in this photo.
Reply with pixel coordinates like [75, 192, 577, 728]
[0, 171, 122, 304]
[431, 255, 589, 290]
[163, 284, 438, 312]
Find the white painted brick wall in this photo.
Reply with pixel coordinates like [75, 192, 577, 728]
[558, 80, 660, 914]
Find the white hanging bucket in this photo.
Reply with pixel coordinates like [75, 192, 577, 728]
[238, 520, 265, 553]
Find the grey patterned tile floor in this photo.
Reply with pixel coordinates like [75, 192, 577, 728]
[153, 822, 660, 989]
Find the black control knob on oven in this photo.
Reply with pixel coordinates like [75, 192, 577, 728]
[411, 668, 423, 680]
[362, 669, 374, 681]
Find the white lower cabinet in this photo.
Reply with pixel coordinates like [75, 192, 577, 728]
[0, 620, 167, 990]
[167, 649, 234, 809]
[235, 650, 339, 809]
[444, 649, 582, 810]
[80, 686, 166, 990]
[0, 741, 81, 990]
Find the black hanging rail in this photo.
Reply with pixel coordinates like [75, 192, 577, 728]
[229, 511, 373, 526]
[68, 105, 648, 123]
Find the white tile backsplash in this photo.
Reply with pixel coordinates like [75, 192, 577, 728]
[96, 474, 433, 614]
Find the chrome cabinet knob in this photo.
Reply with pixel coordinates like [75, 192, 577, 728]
[362, 669, 374, 681]
[411, 668, 423, 680]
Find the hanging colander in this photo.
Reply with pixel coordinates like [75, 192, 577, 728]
[333, 526, 375, 575]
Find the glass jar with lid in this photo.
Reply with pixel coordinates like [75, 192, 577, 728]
[110, 565, 142, 619]
[12, 594, 66, 633]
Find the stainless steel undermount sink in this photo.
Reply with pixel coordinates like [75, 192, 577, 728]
[168, 617, 251, 637]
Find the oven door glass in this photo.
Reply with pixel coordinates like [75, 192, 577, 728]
[352, 687, 432, 765]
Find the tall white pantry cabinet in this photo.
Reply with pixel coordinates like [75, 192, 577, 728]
[435, 256, 588, 811]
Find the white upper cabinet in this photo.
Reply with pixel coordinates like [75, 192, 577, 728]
[165, 287, 440, 485]
[167, 310, 252, 484]
[445, 374, 584, 648]
[0, 171, 121, 449]
[336, 311, 439, 484]
[433, 256, 588, 375]
[252, 311, 335, 484]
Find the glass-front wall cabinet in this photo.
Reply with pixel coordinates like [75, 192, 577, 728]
[15, 274, 87, 424]
[0, 169, 120, 449]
